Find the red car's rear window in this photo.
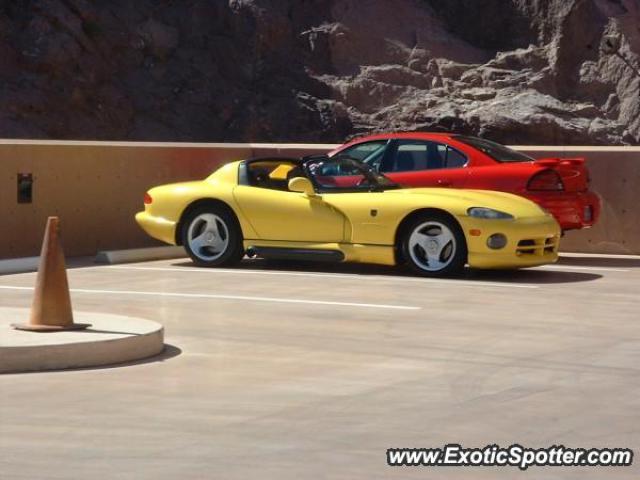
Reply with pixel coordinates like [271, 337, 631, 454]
[454, 135, 534, 163]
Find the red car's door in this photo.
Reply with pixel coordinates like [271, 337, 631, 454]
[380, 139, 470, 188]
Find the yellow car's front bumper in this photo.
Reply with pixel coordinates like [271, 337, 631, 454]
[462, 215, 561, 269]
[135, 211, 178, 245]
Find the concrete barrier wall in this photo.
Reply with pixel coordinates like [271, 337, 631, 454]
[1, 140, 638, 259]
[0, 141, 253, 258]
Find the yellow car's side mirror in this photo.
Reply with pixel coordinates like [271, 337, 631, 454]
[288, 177, 316, 196]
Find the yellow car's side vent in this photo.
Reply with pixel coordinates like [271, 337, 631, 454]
[247, 246, 345, 263]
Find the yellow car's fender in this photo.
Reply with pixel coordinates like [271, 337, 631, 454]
[136, 162, 258, 245]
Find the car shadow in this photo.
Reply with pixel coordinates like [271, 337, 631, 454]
[558, 255, 640, 268]
[463, 268, 602, 284]
[171, 259, 602, 285]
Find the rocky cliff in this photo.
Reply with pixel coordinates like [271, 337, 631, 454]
[1, 0, 639, 144]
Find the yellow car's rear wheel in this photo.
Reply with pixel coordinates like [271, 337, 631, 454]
[401, 214, 467, 277]
[182, 206, 244, 267]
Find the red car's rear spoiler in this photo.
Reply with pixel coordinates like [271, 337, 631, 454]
[534, 157, 585, 167]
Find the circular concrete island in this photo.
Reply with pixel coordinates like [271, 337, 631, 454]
[0, 308, 164, 374]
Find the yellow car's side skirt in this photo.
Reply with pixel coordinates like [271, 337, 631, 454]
[242, 240, 396, 266]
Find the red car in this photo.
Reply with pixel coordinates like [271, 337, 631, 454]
[329, 133, 600, 231]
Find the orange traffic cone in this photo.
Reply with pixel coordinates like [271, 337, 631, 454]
[12, 217, 91, 332]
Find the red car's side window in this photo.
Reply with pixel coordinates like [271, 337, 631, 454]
[385, 140, 467, 172]
[445, 147, 467, 168]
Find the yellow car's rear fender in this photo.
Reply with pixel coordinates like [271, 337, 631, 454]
[139, 162, 258, 244]
[175, 198, 241, 245]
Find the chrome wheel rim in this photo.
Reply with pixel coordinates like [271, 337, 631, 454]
[408, 221, 456, 272]
[187, 213, 229, 261]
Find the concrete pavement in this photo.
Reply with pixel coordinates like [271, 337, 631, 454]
[0, 254, 638, 479]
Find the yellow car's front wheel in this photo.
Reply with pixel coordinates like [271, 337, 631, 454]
[401, 214, 467, 277]
[182, 205, 244, 267]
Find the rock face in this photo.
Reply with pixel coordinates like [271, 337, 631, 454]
[1, 0, 639, 144]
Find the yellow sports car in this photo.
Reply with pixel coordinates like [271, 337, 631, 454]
[136, 155, 560, 276]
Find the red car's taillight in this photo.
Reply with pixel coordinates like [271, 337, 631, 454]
[144, 192, 153, 204]
[527, 170, 564, 191]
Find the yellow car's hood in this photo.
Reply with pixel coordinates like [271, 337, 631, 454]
[385, 187, 547, 218]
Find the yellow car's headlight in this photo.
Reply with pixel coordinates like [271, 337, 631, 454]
[467, 207, 514, 220]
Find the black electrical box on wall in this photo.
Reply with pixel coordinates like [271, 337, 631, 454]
[17, 173, 33, 204]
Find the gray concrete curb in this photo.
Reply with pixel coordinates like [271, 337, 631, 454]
[0, 246, 187, 275]
[0, 257, 40, 275]
[95, 246, 186, 264]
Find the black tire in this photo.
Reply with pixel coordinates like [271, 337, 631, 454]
[400, 213, 467, 277]
[181, 205, 244, 267]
